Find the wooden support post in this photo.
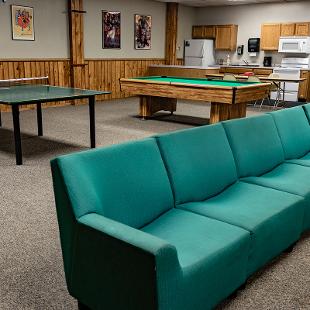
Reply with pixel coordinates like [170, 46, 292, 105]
[165, 3, 179, 65]
[68, 0, 86, 92]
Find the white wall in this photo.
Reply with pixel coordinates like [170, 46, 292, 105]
[177, 5, 196, 58]
[84, 0, 166, 59]
[0, 0, 69, 59]
[195, 1, 310, 66]
[0, 0, 194, 60]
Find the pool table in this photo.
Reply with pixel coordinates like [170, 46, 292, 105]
[120, 76, 271, 124]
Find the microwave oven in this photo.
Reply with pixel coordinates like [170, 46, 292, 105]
[278, 36, 310, 54]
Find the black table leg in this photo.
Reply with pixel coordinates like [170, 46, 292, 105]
[0, 109, 2, 127]
[89, 95, 96, 148]
[12, 105, 22, 165]
[36, 103, 43, 136]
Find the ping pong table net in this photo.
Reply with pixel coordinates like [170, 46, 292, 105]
[0, 76, 49, 88]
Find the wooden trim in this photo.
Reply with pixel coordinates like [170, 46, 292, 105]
[68, 0, 85, 89]
[85, 58, 166, 61]
[165, 3, 178, 65]
[0, 58, 70, 62]
[0, 57, 181, 62]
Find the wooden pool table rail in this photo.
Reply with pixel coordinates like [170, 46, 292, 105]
[120, 78, 271, 124]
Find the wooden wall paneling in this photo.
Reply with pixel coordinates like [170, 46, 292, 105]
[0, 59, 72, 111]
[165, 3, 178, 65]
[0, 58, 168, 111]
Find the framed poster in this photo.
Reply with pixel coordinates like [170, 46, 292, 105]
[102, 11, 121, 49]
[134, 14, 152, 50]
[11, 5, 35, 41]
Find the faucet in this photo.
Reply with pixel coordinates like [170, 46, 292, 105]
[243, 59, 249, 65]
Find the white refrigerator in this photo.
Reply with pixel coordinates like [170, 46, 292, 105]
[184, 39, 215, 67]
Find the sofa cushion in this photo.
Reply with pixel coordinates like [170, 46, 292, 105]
[243, 163, 310, 231]
[155, 124, 238, 205]
[142, 208, 250, 310]
[178, 182, 304, 275]
[287, 152, 310, 167]
[270, 106, 310, 160]
[55, 138, 174, 229]
[223, 114, 285, 177]
[303, 103, 310, 122]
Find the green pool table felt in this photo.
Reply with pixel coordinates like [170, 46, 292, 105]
[134, 76, 261, 87]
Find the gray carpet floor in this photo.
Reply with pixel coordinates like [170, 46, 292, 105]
[0, 98, 309, 310]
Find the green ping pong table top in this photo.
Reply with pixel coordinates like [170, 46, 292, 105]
[0, 84, 110, 105]
[132, 76, 261, 87]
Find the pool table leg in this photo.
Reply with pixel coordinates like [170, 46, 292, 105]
[139, 96, 177, 119]
[210, 103, 247, 124]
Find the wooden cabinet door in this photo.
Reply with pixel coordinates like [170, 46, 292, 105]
[192, 25, 216, 39]
[204, 26, 216, 39]
[192, 26, 205, 39]
[295, 23, 310, 36]
[261, 24, 281, 50]
[298, 70, 309, 100]
[215, 25, 238, 51]
[281, 23, 296, 36]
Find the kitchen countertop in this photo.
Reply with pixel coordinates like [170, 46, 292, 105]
[221, 65, 275, 69]
[149, 64, 221, 70]
[149, 64, 310, 71]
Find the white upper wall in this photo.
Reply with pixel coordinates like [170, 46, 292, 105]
[0, 0, 195, 60]
[0, 0, 69, 59]
[84, 0, 166, 58]
[195, 1, 310, 65]
[177, 5, 196, 58]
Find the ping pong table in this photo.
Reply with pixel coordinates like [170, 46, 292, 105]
[0, 78, 110, 165]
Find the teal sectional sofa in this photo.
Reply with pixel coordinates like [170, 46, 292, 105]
[51, 103, 310, 310]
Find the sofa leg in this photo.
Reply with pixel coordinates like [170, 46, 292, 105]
[78, 301, 91, 310]
[284, 242, 297, 254]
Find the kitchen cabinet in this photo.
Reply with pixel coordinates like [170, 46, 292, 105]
[192, 25, 237, 50]
[295, 22, 310, 36]
[192, 26, 205, 39]
[280, 22, 310, 36]
[215, 25, 238, 51]
[253, 68, 273, 76]
[192, 25, 215, 39]
[280, 23, 296, 36]
[261, 23, 281, 50]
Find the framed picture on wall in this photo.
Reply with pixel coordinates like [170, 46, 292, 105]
[102, 11, 121, 49]
[134, 14, 152, 50]
[11, 5, 35, 41]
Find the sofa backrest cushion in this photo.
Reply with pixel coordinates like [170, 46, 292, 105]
[54, 138, 174, 229]
[304, 103, 310, 123]
[270, 106, 310, 159]
[155, 124, 238, 205]
[223, 114, 285, 177]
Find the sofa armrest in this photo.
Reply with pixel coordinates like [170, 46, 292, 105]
[78, 213, 178, 257]
[70, 213, 180, 309]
